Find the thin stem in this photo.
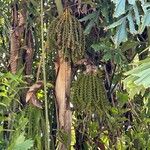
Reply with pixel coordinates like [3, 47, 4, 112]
[103, 64, 115, 107]
[55, 0, 63, 15]
[108, 64, 116, 93]
[41, 0, 50, 149]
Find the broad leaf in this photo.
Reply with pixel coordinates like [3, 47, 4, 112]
[133, 4, 140, 25]
[91, 43, 111, 51]
[79, 12, 97, 22]
[13, 133, 33, 150]
[121, 41, 138, 52]
[140, 9, 150, 33]
[128, 0, 136, 5]
[107, 17, 126, 29]
[114, 19, 127, 46]
[124, 57, 150, 98]
[112, 0, 126, 17]
[127, 12, 137, 34]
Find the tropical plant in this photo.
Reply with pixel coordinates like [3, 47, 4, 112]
[0, 0, 150, 150]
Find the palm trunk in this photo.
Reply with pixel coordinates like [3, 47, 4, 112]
[10, 3, 20, 74]
[55, 56, 72, 150]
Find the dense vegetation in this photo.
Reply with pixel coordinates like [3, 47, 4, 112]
[0, 0, 150, 149]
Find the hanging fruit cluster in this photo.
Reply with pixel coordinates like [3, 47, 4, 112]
[72, 70, 108, 114]
[48, 8, 85, 63]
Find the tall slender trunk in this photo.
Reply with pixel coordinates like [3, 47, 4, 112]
[55, 56, 72, 150]
[10, 3, 20, 74]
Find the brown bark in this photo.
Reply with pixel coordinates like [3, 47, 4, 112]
[10, 3, 20, 74]
[24, 29, 34, 84]
[55, 56, 72, 150]
[10, 3, 25, 74]
[10, 28, 20, 74]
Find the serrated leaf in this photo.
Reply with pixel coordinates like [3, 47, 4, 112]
[141, 2, 150, 13]
[84, 20, 95, 35]
[139, 9, 150, 33]
[107, 17, 126, 29]
[112, 0, 126, 17]
[128, 0, 136, 5]
[79, 12, 96, 22]
[91, 43, 111, 51]
[114, 19, 127, 47]
[133, 4, 140, 25]
[121, 41, 138, 52]
[127, 12, 137, 34]
[80, 11, 99, 35]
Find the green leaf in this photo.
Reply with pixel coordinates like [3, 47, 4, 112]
[127, 12, 137, 34]
[121, 41, 138, 52]
[112, 0, 126, 17]
[107, 17, 126, 29]
[84, 20, 95, 35]
[114, 19, 127, 46]
[103, 52, 112, 61]
[91, 43, 111, 51]
[79, 12, 97, 22]
[141, 2, 150, 13]
[134, 73, 150, 86]
[80, 11, 99, 35]
[139, 9, 150, 33]
[8, 132, 33, 150]
[133, 68, 150, 77]
[133, 4, 140, 25]
[125, 62, 150, 76]
[117, 92, 129, 106]
[128, 0, 136, 5]
[14, 133, 33, 150]
[123, 57, 150, 97]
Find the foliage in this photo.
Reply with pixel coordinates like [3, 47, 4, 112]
[0, 0, 150, 149]
[124, 57, 150, 98]
[0, 71, 34, 149]
[7, 115, 33, 150]
[108, 0, 150, 47]
[10, 133, 33, 150]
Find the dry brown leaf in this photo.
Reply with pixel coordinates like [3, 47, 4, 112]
[28, 81, 43, 92]
[30, 95, 43, 109]
[26, 91, 33, 102]
[26, 81, 43, 109]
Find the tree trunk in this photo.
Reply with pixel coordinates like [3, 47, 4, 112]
[10, 3, 20, 74]
[55, 56, 72, 150]
[10, 2, 26, 74]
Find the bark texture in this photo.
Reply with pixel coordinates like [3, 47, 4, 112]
[55, 56, 72, 150]
[10, 3, 20, 74]
[10, 2, 25, 74]
[24, 29, 34, 84]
